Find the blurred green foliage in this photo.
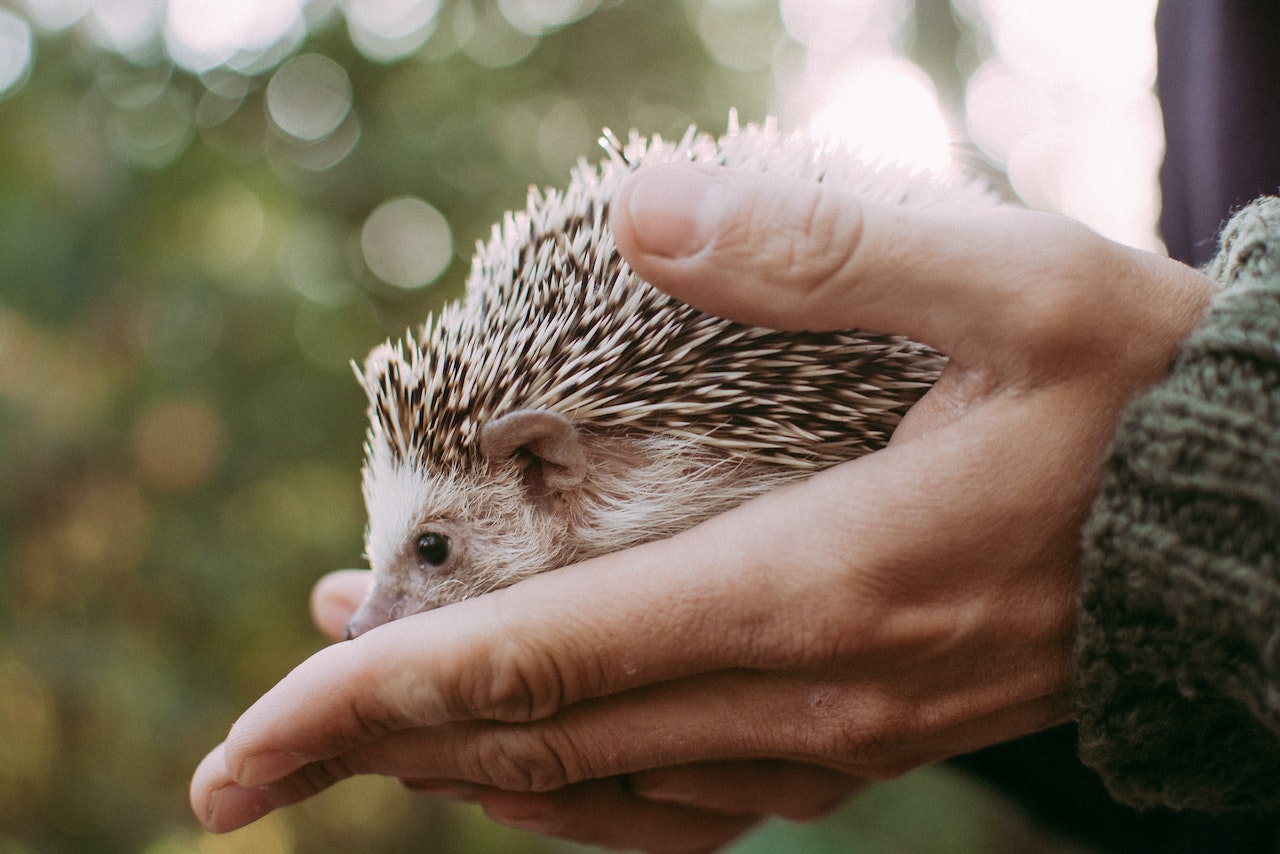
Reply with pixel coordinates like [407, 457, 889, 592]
[0, 1, 1074, 852]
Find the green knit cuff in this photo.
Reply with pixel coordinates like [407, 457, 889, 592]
[1075, 197, 1280, 813]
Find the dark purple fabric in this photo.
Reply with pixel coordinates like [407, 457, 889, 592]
[1158, 0, 1280, 266]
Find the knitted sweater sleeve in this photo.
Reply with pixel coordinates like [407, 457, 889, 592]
[1075, 197, 1280, 812]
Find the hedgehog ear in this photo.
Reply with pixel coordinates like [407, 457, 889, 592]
[480, 409, 587, 496]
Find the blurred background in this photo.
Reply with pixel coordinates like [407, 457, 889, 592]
[0, 1, 1159, 852]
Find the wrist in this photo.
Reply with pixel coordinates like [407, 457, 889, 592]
[1075, 197, 1280, 812]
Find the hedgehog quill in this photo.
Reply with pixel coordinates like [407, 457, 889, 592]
[346, 117, 998, 637]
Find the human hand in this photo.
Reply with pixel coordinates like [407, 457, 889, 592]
[190, 163, 1214, 853]
[305, 569, 866, 849]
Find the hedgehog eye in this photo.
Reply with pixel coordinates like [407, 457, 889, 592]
[415, 532, 450, 567]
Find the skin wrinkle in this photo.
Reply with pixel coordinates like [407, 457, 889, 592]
[473, 626, 566, 724]
[479, 550, 758, 715]
[794, 199, 912, 339]
[475, 725, 576, 792]
[776, 184, 858, 310]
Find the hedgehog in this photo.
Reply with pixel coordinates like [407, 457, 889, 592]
[345, 115, 998, 637]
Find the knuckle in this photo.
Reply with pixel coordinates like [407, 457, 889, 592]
[785, 187, 866, 295]
[728, 183, 865, 325]
[484, 657, 553, 722]
[348, 693, 400, 741]
[459, 630, 569, 723]
[271, 755, 358, 802]
[803, 689, 916, 779]
[468, 726, 585, 792]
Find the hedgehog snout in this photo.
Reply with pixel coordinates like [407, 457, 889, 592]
[345, 582, 408, 639]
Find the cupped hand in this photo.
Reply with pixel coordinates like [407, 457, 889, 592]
[191, 163, 1214, 853]
[302, 569, 865, 851]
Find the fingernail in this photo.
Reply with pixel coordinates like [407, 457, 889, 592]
[203, 785, 224, 831]
[204, 784, 279, 834]
[497, 816, 558, 834]
[479, 792, 562, 834]
[484, 806, 558, 835]
[235, 750, 309, 788]
[629, 777, 692, 806]
[623, 165, 725, 259]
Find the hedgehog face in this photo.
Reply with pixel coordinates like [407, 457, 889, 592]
[346, 411, 583, 638]
[348, 460, 573, 637]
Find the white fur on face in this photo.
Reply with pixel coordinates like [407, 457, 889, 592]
[361, 437, 572, 612]
[361, 437, 437, 580]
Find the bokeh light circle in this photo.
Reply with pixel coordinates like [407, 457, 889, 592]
[0, 9, 35, 99]
[497, 0, 598, 35]
[361, 197, 453, 290]
[779, 0, 909, 53]
[164, 0, 305, 72]
[266, 53, 353, 142]
[18, 0, 90, 32]
[809, 56, 952, 172]
[84, 0, 164, 60]
[344, 0, 441, 62]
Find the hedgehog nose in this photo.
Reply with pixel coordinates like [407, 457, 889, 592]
[343, 607, 378, 640]
[344, 589, 399, 639]
[344, 612, 380, 640]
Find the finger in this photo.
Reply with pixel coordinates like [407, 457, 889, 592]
[419, 674, 1066, 787]
[627, 760, 864, 822]
[255, 661, 1064, 798]
[192, 745, 239, 832]
[198, 665, 1065, 834]
[213, 451, 884, 791]
[609, 164, 1212, 370]
[310, 569, 373, 641]
[212, 389, 1079, 795]
[199, 747, 759, 852]
[198, 395, 1080, 830]
[404, 760, 862, 823]
[475, 779, 758, 854]
[192, 744, 325, 835]
[398, 776, 760, 852]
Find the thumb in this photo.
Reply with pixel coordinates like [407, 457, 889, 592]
[310, 569, 374, 641]
[608, 163, 1194, 372]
